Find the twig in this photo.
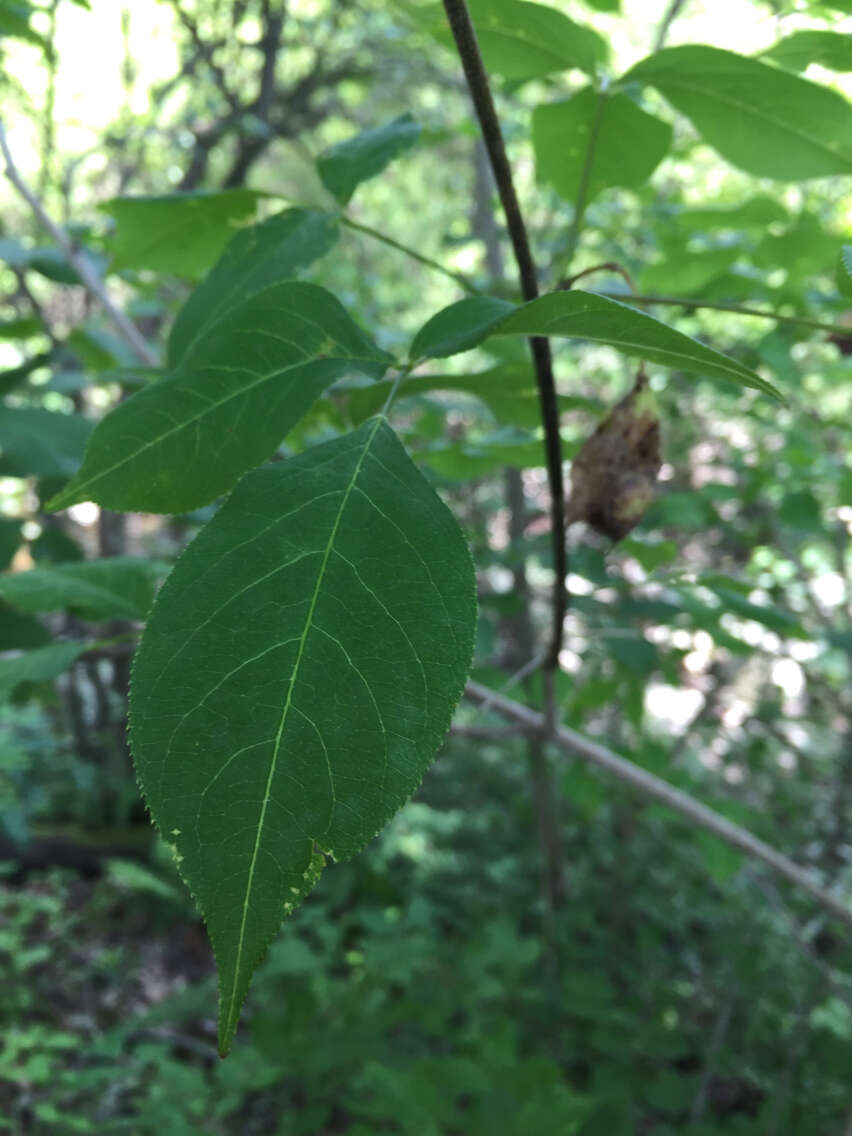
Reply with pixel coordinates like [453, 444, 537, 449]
[464, 679, 852, 928]
[340, 215, 483, 295]
[449, 723, 527, 740]
[596, 290, 852, 338]
[0, 121, 159, 367]
[442, 0, 567, 669]
[561, 261, 636, 294]
[464, 653, 546, 724]
[654, 0, 689, 51]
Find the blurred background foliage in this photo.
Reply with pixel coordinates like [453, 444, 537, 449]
[1, 0, 852, 1131]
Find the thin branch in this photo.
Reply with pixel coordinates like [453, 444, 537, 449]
[464, 653, 547, 724]
[561, 261, 636, 294]
[340, 215, 483, 295]
[596, 290, 852, 338]
[0, 123, 159, 367]
[442, 0, 566, 670]
[464, 679, 852, 928]
[449, 723, 526, 740]
[654, 0, 689, 52]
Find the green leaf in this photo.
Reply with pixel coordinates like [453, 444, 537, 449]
[316, 115, 421, 206]
[0, 558, 161, 620]
[762, 31, 852, 73]
[533, 88, 672, 204]
[422, 434, 575, 478]
[411, 297, 515, 360]
[168, 209, 340, 367]
[675, 195, 788, 232]
[0, 602, 50, 649]
[700, 576, 809, 638]
[417, 291, 781, 398]
[838, 245, 852, 297]
[426, 0, 608, 79]
[622, 45, 852, 179]
[0, 0, 45, 46]
[47, 283, 392, 514]
[101, 191, 262, 277]
[0, 518, 22, 571]
[0, 316, 42, 340]
[129, 418, 476, 1054]
[0, 353, 52, 397]
[498, 293, 781, 396]
[0, 642, 89, 700]
[639, 248, 740, 297]
[0, 408, 93, 479]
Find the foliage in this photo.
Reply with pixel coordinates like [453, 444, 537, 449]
[1, 0, 851, 1127]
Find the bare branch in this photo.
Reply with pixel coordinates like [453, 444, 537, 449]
[0, 122, 159, 367]
[464, 679, 852, 928]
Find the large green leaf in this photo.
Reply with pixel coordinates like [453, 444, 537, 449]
[0, 641, 89, 700]
[0, 558, 161, 620]
[129, 418, 476, 1054]
[533, 88, 672, 204]
[761, 31, 852, 73]
[0, 408, 92, 478]
[316, 115, 421, 206]
[101, 191, 262, 277]
[425, 0, 607, 79]
[168, 209, 340, 367]
[48, 283, 392, 514]
[413, 292, 781, 397]
[622, 45, 852, 179]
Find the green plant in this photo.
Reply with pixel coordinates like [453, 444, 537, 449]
[1, 0, 851, 1084]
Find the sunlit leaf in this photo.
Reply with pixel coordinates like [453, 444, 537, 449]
[761, 31, 852, 73]
[102, 191, 263, 277]
[533, 87, 672, 204]
[622, 45, 852, 179]
[425, 0, 608, 79]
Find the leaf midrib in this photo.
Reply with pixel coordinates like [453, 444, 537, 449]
[222, 415, 384, 1046]
[498, 315, 772, 391]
